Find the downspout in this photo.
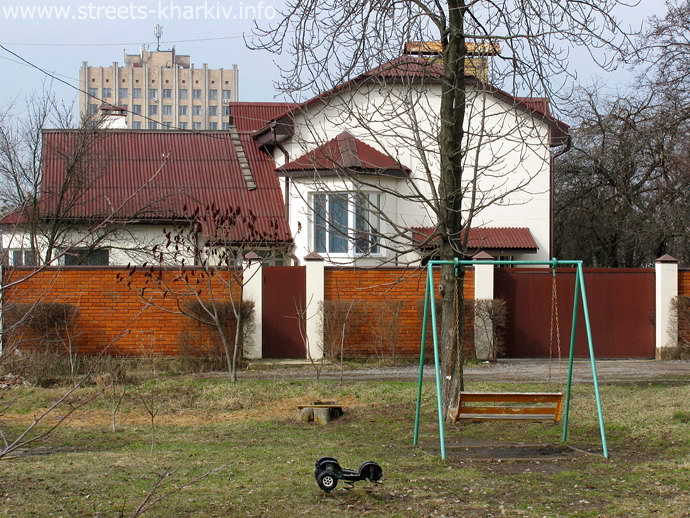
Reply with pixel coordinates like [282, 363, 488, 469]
[271, 124, 299, 265]
[550, 133, 572, 259]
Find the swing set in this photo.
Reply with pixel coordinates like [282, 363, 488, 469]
[413, 258, 609, 460]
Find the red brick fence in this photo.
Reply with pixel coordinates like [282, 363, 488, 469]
[1, 259, 687, 360]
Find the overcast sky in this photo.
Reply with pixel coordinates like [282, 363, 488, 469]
[0, 0, 667, 116]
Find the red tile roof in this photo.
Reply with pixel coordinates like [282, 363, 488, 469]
[276, 132, 410, 177]
[3, 128, 291, 244]
[412, 226, 538, 251]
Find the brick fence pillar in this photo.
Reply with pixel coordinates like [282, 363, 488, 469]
[305, 252, 325, 360]
[655, 254, 678, 359]
[473, 251, 495, 361]
[243, 252, 263, 359]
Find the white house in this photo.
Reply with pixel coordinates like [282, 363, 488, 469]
[1, 52, 568, 268]
[253, 52, 569, 266]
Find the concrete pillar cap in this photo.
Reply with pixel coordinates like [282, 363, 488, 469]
[656, 254, 678, 263]
[472, 251, 494, 260]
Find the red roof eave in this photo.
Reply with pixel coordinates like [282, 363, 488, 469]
[412, 226, 539, 251]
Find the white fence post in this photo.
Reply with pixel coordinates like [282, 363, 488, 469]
[304, 252, 325, 360]
[473, 251, 495, 361]
[655, 254, 678, 359]
[243, 252, 263, 359]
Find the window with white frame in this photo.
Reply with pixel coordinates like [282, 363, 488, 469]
[312, 192, 381, 255]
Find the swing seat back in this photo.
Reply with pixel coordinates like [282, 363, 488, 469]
[453, 392, 563, 423]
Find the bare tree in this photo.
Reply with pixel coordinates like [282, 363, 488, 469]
[638, 0, 690, 95]
[121, 204, 288, 381]
[555, 86, 690, 266]
[252, 0, 633, 418]
[0, 89, 173, 268]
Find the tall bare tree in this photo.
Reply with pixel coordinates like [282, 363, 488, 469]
[252, 1, 633, 417]
[556, 1, 690, 267]
[555, 86, 690, 266]
[0, 90, 167, 267]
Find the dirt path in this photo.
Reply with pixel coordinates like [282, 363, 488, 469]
[239, 359, 690, 383]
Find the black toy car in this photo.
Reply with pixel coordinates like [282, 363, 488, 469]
[314, 457, 383, 492]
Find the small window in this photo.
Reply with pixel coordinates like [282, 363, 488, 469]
[179, 122, 187, 129]
[162, 105, 172, 115]
[149, 88, 158, 99]
[10, 249, 36, 266]
[209, 122, 218, 130]
[179, 105, 188, 116]
[222, 122, 229, 130]
[132, 104, 142, 114]
[63, 248, 109, 266]
[88, 87, 98, 98]
[208, 89, 217, 100]
[192, 105, 201, 116]
[149, 104, 158, 115]
[222, 89, 232, 100]
[131, 121, 142, 129]
[118, 88, 128, 98]
[87, 104, 98, 115]
[132, 88, 142, 99]
[102, 87, 112, 98]
[193, 122, 201, 130]
[162, 88, 172, 99]
[223, 106, 230, 116]
[179, 88, 188, 99]
[192, 89, 202, 99]
[148, 121, 158, 129]
[208, 105, 217, 116]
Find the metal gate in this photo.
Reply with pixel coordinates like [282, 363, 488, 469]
[494, 268, 655, 359]
[261, 266, 306, 358]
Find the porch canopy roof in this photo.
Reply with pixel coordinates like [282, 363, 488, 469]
[412, 226, 539, 254]
[276, 131, 410, 178]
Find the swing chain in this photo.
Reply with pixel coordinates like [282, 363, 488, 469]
[548, 268, 563, 384]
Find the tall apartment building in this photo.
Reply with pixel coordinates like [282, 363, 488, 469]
[79, 47, 239, 130]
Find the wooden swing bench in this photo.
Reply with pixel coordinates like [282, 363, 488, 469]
[453, 392, 564, 423]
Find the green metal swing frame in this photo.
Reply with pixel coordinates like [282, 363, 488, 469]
[412, 258, 609, 459]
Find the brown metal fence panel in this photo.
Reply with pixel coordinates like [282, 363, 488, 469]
[261, 266, 306, 358]
[495, 268, 655, 359]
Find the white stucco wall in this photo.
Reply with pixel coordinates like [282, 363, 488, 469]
[278, 81, 554, 265]
[0, 224, 192, 266]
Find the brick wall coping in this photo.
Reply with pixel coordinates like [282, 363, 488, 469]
[323, 265, 475, 271]
[3, 265, 241, 272]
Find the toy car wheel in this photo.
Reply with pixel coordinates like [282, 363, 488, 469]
[316, 457, 340, 473]
[359, 462, 383, 482]
[317, 470, 338, 492]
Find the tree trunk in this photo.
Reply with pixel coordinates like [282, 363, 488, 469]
[437, 0, 468, 422]
[231, 284, 244, 383]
